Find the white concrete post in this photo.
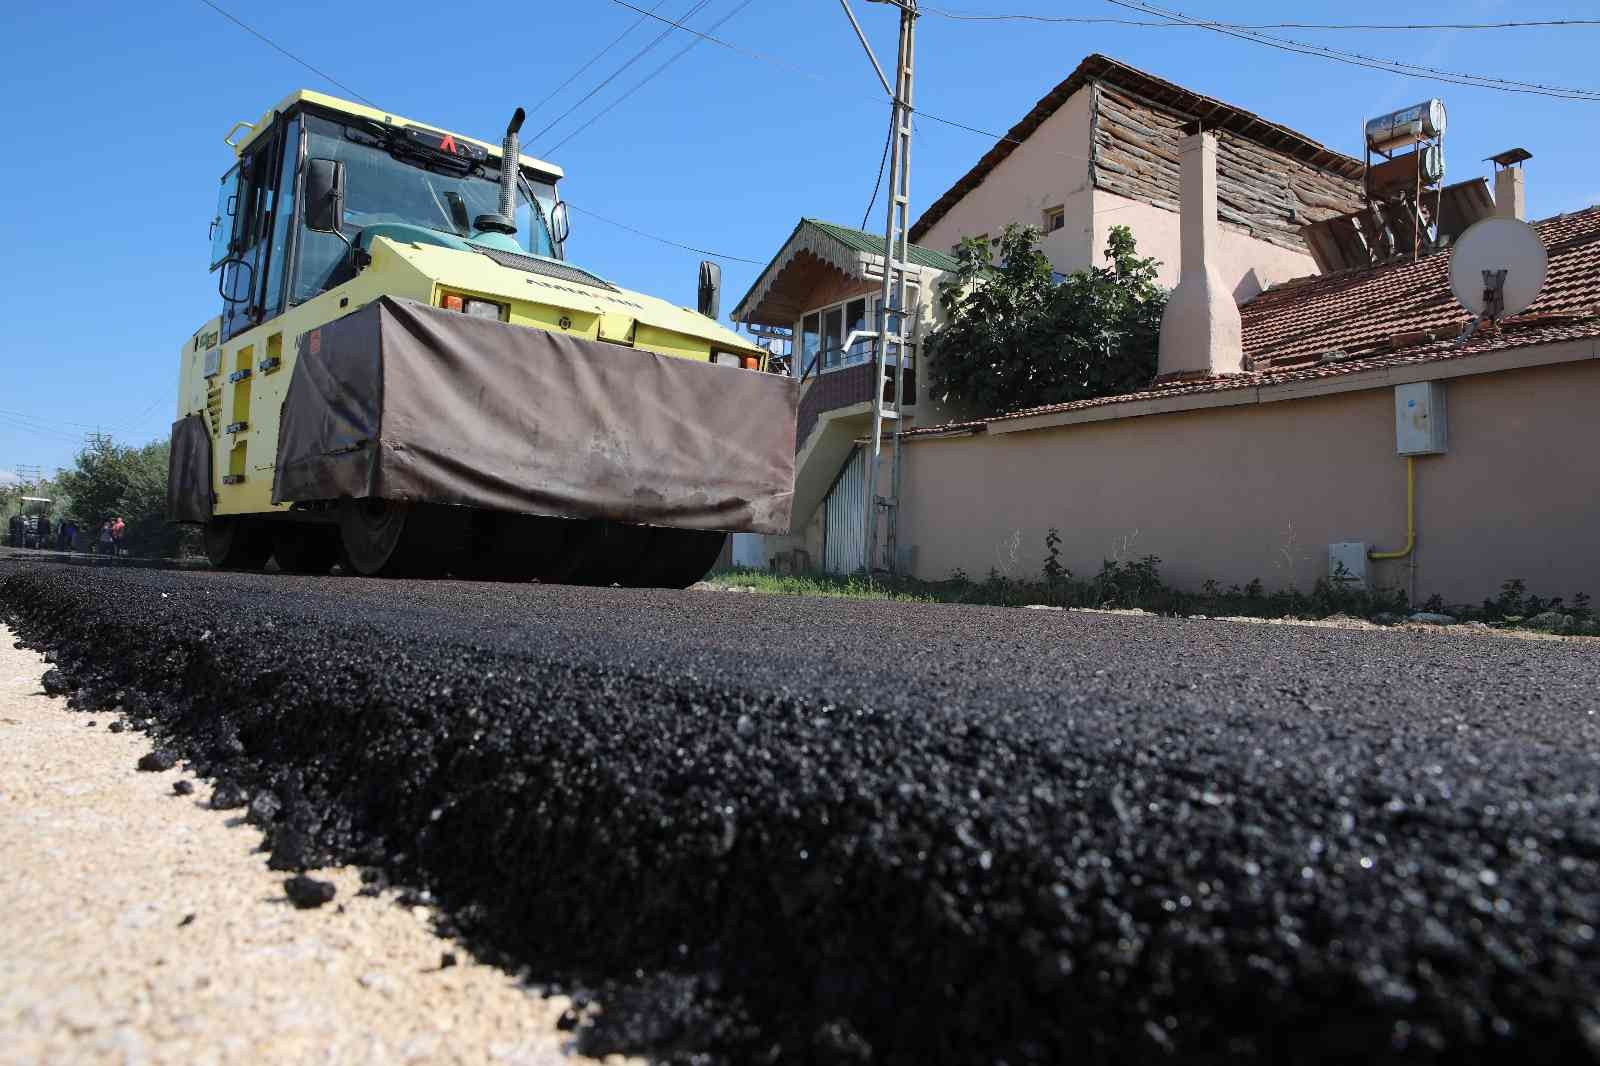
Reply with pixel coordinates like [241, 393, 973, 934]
[1157, 131, 1243, 379]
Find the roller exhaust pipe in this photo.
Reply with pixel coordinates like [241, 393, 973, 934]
[500, 107, 525, 227]
[476, 107, 526, 236]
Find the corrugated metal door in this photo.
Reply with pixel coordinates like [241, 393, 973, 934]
[824, 447, 866, 574]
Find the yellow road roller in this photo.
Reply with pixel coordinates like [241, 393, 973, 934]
[170, 91, 796, 585]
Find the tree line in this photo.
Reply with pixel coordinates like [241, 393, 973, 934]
[2, 437, 180, 556]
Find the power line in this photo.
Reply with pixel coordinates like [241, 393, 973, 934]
[0, 407, 116, 433]
[108, 394, 174, 435]
[862, 122, 893, 230]
[194, 0, 379, 107]
[529, 0, 672, 118]
[1104, 0, 1600, 101]
[548, 0, 759, 155]
[925, 5, 1600, 30]
[603, 1, 1098, 165]
[607, 0, 823, 81]
[566, 203, 765, 264]
[0, 413, 89, 446]
[531, 0, 714, 148]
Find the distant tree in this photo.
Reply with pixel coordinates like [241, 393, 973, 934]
[925, 224, 1167, 417]
[55, 437, 177, 555]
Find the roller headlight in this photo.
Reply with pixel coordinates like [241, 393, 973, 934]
[463, 298, 504, 321]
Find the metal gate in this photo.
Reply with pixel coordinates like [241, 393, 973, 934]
[824, 447, 867, 574]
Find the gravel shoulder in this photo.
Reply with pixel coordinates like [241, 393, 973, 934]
[0, 625, 614, 1066]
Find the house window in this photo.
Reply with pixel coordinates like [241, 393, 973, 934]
[1044, 206, 1065, 233]
[823, 306, 844, 370]
[794, 287, 920, 378]
[800, 313, 821, 377]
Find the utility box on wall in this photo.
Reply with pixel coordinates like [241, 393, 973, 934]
[1394, 381, 1447, 455]
[1328, 541, 1370, 588]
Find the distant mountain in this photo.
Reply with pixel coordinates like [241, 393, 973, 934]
[0, 469, 19, 488]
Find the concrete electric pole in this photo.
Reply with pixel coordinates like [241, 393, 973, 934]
[843, 0, 918, 576]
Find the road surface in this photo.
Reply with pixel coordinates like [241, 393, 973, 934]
[0, 626, 611, 1066]
[3, 559, 1598, 1064]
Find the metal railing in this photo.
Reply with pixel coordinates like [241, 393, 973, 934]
[798, 329, 915, 388]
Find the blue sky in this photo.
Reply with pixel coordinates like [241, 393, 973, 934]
[1, 0, 1595, 478]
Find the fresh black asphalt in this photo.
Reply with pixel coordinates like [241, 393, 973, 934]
[3, 559, 1599, 1064]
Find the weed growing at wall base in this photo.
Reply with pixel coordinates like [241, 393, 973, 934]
[712, 535, 1594, 634]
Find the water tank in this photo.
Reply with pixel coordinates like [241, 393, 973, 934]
[1366, 143, 1446, 197]
[1365, 99, 1447, 153]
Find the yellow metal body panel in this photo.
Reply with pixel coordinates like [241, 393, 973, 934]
[179, 241, 435, 517]
[393, 242, 760, 359]
[233, 90, 564, 179]
[180, 238, 764, 519]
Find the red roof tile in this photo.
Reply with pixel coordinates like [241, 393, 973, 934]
[933, 206, 1600, 432]
[1242, 205, 1600, 370]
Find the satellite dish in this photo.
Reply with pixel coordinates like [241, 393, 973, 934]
[1448, 217, 1547, 320]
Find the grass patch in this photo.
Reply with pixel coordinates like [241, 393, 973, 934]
[706, 547, 1598, 636]
[702, 568, 938, 603]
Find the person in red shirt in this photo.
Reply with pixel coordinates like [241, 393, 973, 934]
[110, 516, 126, 556]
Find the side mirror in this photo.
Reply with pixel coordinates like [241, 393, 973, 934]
[305, 158, 345, 233]
[698, 260, 722, 320]
[548, 200, 570, 245]
[218, 257, 254, 304]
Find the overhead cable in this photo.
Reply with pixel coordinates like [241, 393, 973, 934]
[547, 0, 758, 154]
[566, 204, 765, 264]
[925, 5, 1600, 30]
[531, 0, 714, 147]
[862, 124, 893, 230]
[529, 0, 673, 118]
[1104, 0, 1600, 101]
[194, 0, 380, 106]
[607, 0, 822, 80]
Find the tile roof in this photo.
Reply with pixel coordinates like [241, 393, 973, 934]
[910, 53, 1364, 245]
[802, 219, 962, 272]
[731, 219, 960, 327]
[902, 205, 1600, 435]
[1242, 205, 1600, 372]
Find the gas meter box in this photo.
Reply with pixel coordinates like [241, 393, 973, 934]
[1394, 381, 1447, 456]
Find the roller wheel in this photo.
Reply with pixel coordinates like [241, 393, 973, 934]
[454, 512, 576, 582]
[204, 518, 273, 571]
[542, 520, 656, 587]
[272, 525, 339, 575]
[630, 529, 729, 589]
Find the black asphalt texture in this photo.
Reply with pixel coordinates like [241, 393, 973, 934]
[4, 560, 1600, 1065]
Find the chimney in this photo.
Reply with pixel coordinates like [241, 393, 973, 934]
[1494, 167, 1526, 221]
[1157, 130, 1243, 379]
[1488, 148, 1531, 222]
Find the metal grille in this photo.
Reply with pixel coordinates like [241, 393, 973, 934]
[476, 247, 618, 291]
[824, 447, 867, 575]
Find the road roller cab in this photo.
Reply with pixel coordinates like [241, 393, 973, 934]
[174, 91, 796, 584]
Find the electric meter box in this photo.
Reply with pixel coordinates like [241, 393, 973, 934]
[1394, 381, 1447, 455]
[1328, 542, 1369, 588]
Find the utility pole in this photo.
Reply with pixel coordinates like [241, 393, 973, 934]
[856, 0, 917, 577]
